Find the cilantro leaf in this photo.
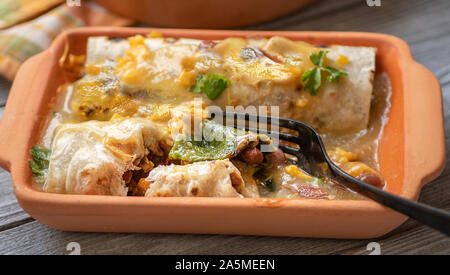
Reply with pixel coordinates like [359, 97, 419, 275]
[29, 146, 51, 184]
[189, 74, 204, 94]
[302, 50, 347, 96]
[322, 66, 348, 83]
[309, 50, 328, 66]
[302, 68, 322, 96]
[262, 179, 276, 192]
[189, 73, 230, 100]
[168, 121, 248, 162]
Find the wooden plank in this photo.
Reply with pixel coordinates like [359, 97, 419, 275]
[244, 0, 362, 30]
[340, 180, 450, 255]
[3, 177, 449, 255]
[0, 169, 32, 232]
[0, 106, 33, 231]
[0, 220, 376, 255]
[251, 0, 450, 39]
[343, 223, 450, 255]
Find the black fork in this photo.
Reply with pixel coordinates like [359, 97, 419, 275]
[212, 110, 450, 236]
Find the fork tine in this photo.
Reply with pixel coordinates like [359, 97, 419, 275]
[278, 144, 300, 156]
[214, 110, 304, 129]
[213, 110, 316, 148]
[243, 127, 300, 143]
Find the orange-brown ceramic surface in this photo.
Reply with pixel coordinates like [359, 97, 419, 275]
[93, 0, 317, 28]
[0, 28, 445, 238]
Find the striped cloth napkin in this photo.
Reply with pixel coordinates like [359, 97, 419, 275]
[0, 0, 133, 81]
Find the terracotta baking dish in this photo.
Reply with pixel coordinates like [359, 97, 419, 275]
[0, 28, 445, 238]
[93, 0, 317, 28]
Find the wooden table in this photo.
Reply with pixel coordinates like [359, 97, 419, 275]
[0, 0, 449, 255]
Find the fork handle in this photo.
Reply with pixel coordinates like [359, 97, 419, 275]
[333, 168, 450, 236]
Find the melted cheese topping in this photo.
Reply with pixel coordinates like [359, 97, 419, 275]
[64, 35, 327, 124]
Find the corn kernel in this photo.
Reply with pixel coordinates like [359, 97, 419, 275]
[340, 162, 378, 178]
[329, 147, 359, 164]
[337, 54, 349, 66]
[129, 35, 146, 46]
[110, 113, 122, 120]
[296, 98, 309, 108]
[150, 105, 172, 121]
[178, 70, 197, 87]
[285, 165, 313, 180]
[147, 30, 163, 38]
[180, 56, 198, 71]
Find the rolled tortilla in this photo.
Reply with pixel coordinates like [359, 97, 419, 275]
[144, 159, 258, 197]
[83, 35, 376, 132]
[44, 117, 171, 195]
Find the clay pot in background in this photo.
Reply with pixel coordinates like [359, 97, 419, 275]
[93, 0, 317, 28]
